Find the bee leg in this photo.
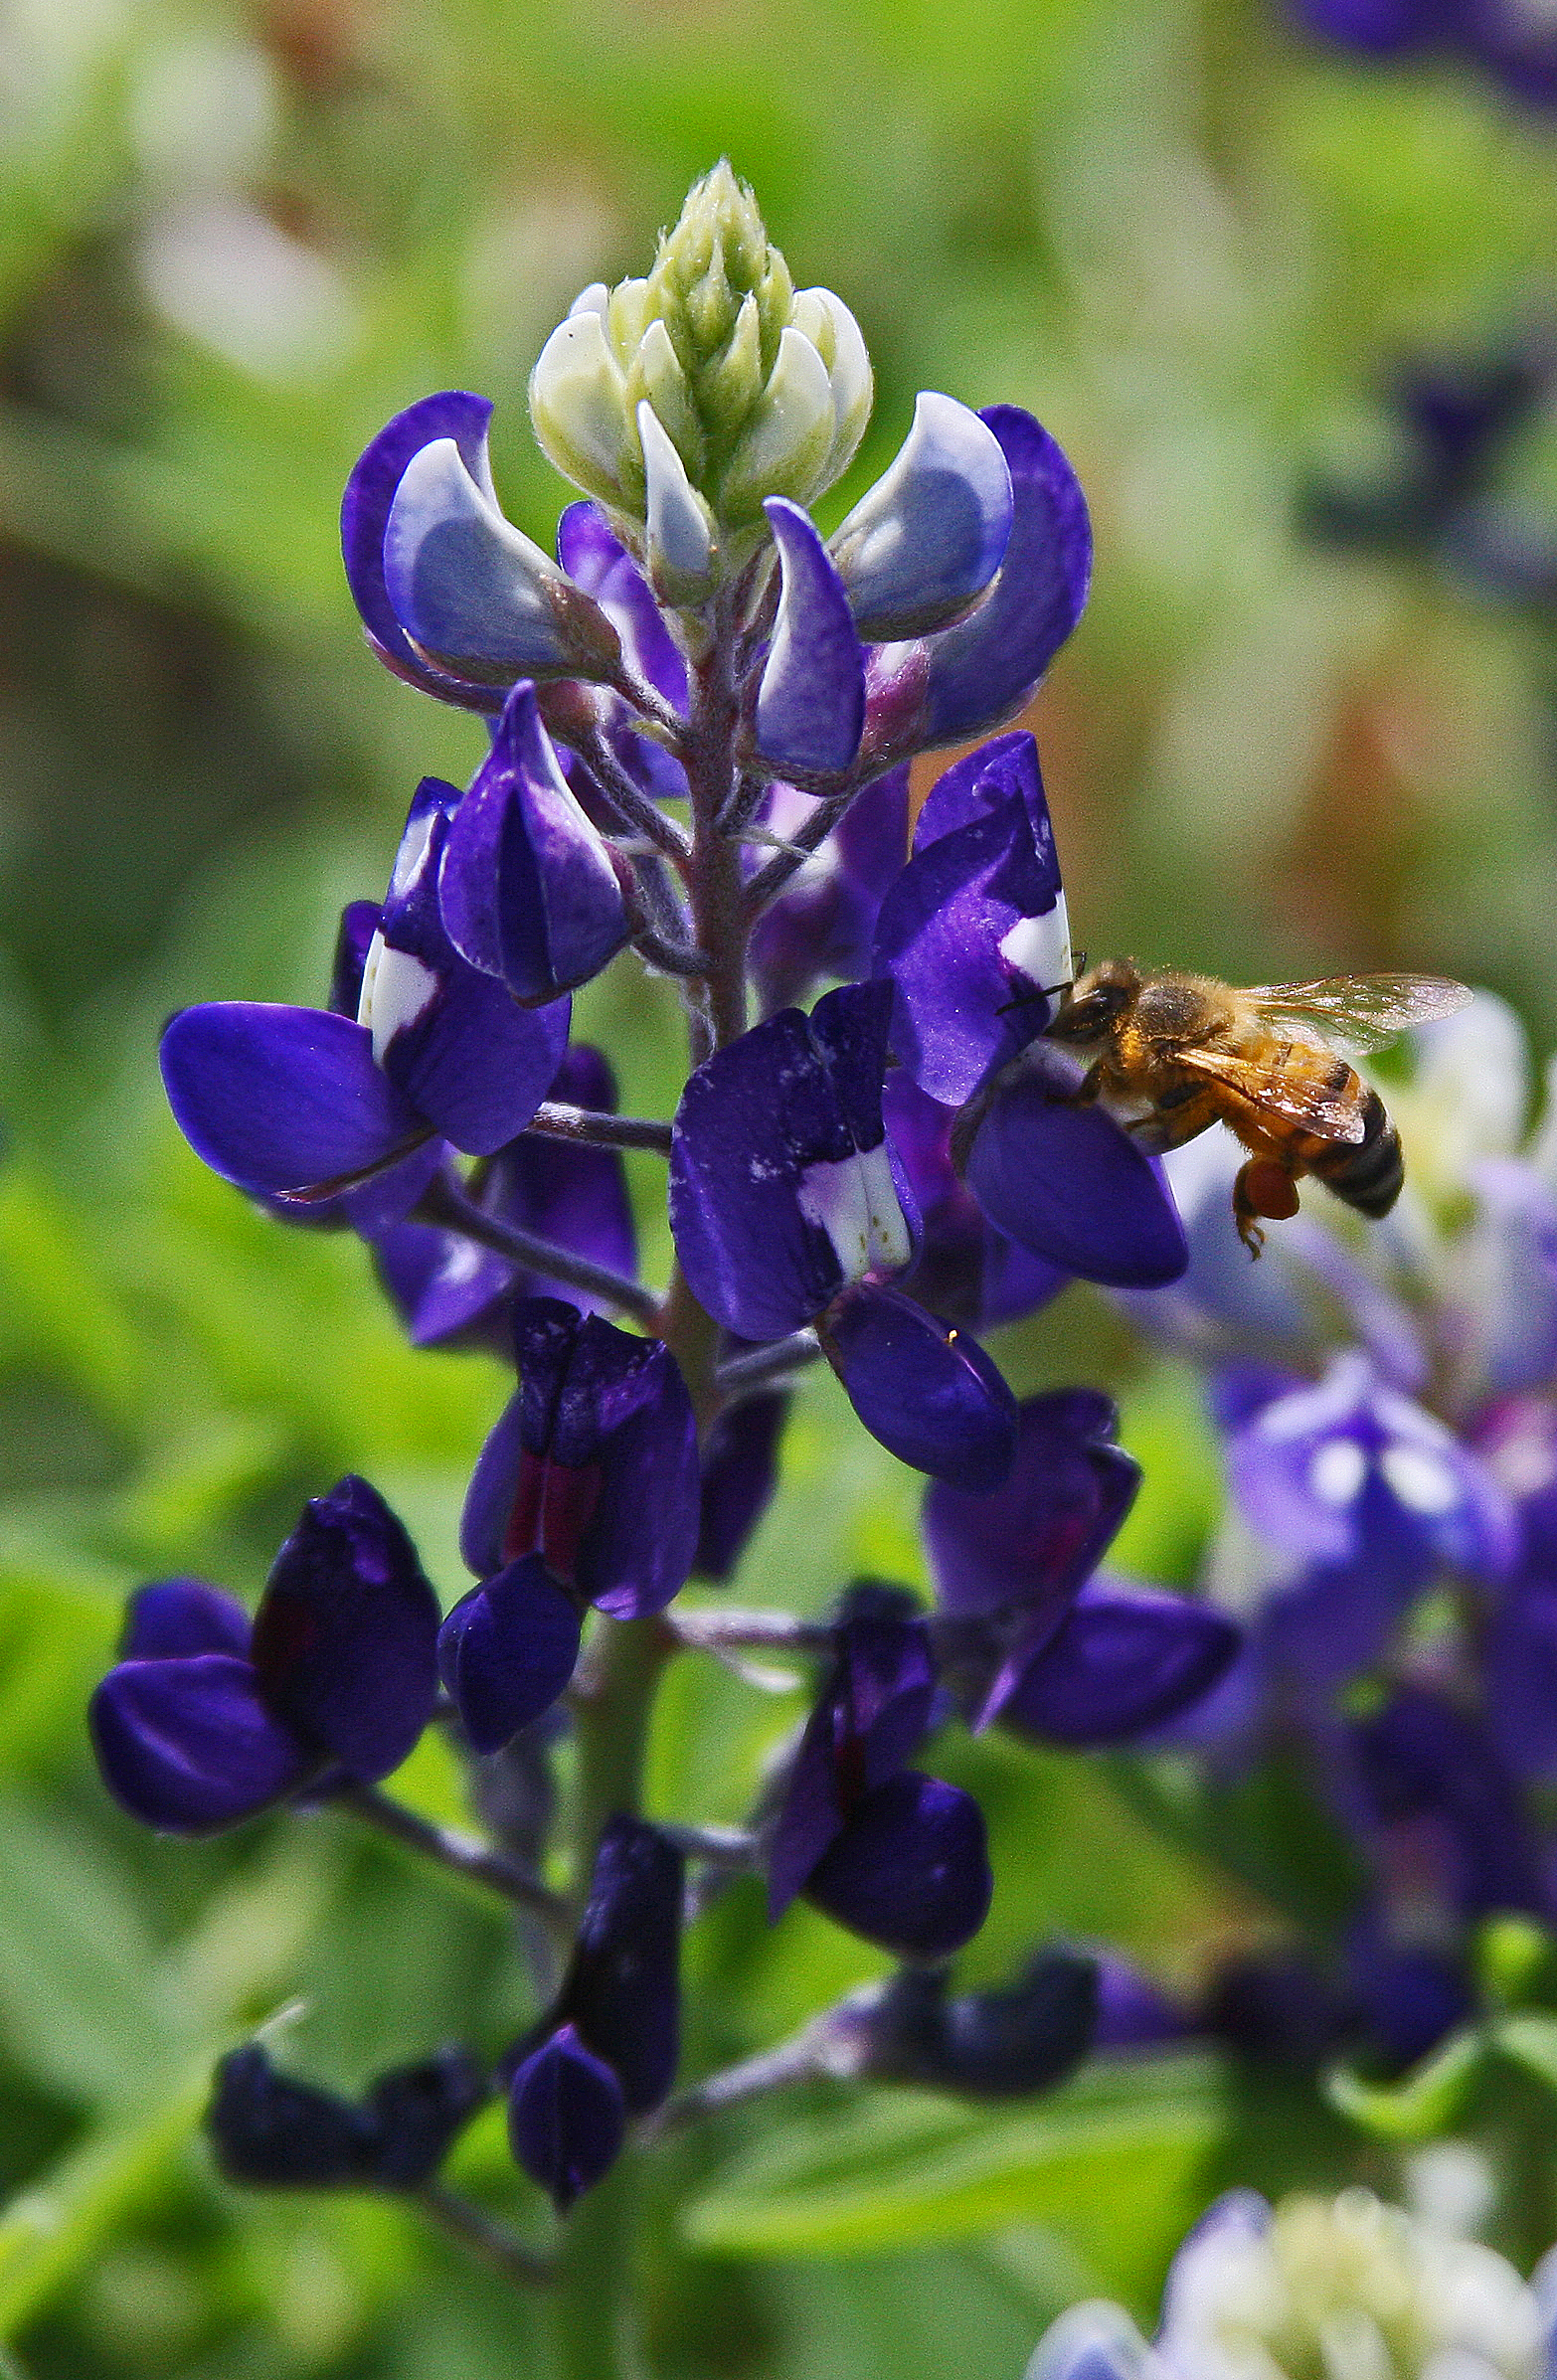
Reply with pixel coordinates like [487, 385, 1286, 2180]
[1232, 1158, 1299, 1259]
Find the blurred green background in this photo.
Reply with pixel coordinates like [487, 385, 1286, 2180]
[3, 0, 1557, 2371]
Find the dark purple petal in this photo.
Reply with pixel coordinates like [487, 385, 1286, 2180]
[1344, 1914, 1470, 2073]
[749, 768, 911, 1013]
[963, 1045, 1189, 1288]
[694, 1392, 789, 1580]
[438, 682, 628, 1003]
[556, 1817, 684, 2117]
[828, 394, 1014, 642]
[557, 502, 688, 712]
[1487, 1574, 1557, 1781]
[329, 901, 384, 1018]
[874, 732, 1070, 1105]
[669, 982, 910, 1341]
[250, 1477, 439, 1782]
[367, 780, 573, 1156]
[340, 392, 505, 709]
[383, 434, 619, 684]
[1286, 0, 1445, 49]
[997, 1582, 1240, 1746]
[364, 2049, 489, 2189]
[89, 1654, 309, 1833]
[882, 1070, 1066, 1330]
[924, 1391, 1140, 1624]
[821, 1281, 1017, 1489]
[753, 499, 865, 776]
[508, 2024, 625, 2212]
[436, 1556, 583, 1753]
[208, 2044, 379, 2187]
[161, 1003, 429, 1197]
[855, 1954, 1098, 2096]
[1348, 1688, 1546, 1921]
[462, 1303, 699, 1620]
[1095, 1955, 1193, 2050]
[120, 1578, 251, 1661]
[374, 1047, 636, 1349]
[267, 1139, 447, 1238]
[803, 1771, 992, 1959]
[865, 408, 1092, 760]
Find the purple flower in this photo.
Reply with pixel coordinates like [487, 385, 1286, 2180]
[89, 1480, 440, 1833]
[959, 1042, 1190, 1291]
[693, 1391, 789, 1581]
[848, 1953, 1099, 2096]
[874, 730, 1070, 1106]
[508, 2024, 625, 2214]
[749, 768, 910, 1015]
[1225, 1351, 1518, 1591]
[504, 1818, 683, 2208]
[882, 1071, 1067, 1332]
[209, 2043, 486, 2192]
[460, 1298, 699, 1623]
[549, 1816, 684, 2118]
[862, 408, 1092, 767]
[766, 1587, 991, 1959]
[437, 681, 629, 1004]
[436, 1555, 583, 1755]
[161, 778, 569, 1210]
[670, 981, 1017, 1484]
[372, 1044, 637, 1352]
[924, 1392, 1141, 1725]
[669, 981, 914, 1343]
[995, 1580, 1241, 1749]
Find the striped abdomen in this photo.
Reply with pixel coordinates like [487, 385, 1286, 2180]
[1307, 1082, 1403, 1219]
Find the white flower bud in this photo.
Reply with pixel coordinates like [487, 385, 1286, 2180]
[528, 306, 636, 507]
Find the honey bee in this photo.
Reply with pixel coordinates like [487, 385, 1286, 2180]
[1044, 961, 1472, 1255]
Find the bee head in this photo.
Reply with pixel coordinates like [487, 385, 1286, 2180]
[1046, 958, 1139, 1045]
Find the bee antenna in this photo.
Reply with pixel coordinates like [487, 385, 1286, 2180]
[993, 975, 1074, 1020]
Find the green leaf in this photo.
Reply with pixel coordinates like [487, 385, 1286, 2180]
[0, 2068, 211, 2340]
[1325, 2026, 1488, 2141]
[681, 2054, 1227, 2292]
[1491, 2012, 1557, 2094]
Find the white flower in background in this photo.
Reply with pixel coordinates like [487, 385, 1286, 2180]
[1027, 2190, 1556, 2380]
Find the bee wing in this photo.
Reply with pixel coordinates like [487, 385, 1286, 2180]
[1242, 974, 1472, 1056]
[1173, 1045, 1368, 1142]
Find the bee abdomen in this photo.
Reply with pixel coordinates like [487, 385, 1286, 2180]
[1310, 1086, 1403, 1219]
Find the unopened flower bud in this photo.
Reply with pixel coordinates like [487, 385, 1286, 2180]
[528, 163, 874, 577]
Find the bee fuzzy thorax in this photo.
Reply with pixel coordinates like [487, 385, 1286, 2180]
[1044, 959, 1472, 1258]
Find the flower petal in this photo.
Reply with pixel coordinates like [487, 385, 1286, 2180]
[556, 1817, 684, 2116]
[437, 1555, 583, 1754]
[923, 1391, 1140, 1626]
[366, 780, 573, 1154]
[89, 1654, 309, 1833]
[556, 502, 688, 711]
[508, 2024, 625, 2213]
[340, 391, 505, 709]
[669, 981, 909, 1341]
[384, 436, 620, 685]
[120, 1578, 251, 1662]
[438, 682, 628, 1003]
[160, 1002, 428, 1197]
[803, 1771, 992, 1958]
[249, 1476, 440, 1782]
[829, 393, 1013, 640]
[874, 731, 1070, 1104]
[820, 1281, 1017, 1488]
[963, 1046, 1189, 1288]
[754, 499, 866, 777]
[998, 1582, 1241, 1746]
[693, 1391, 789, 1581]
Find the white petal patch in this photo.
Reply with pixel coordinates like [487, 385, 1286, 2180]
[1380, 1443, 1462, 1516]
[388, 805, 437, 902]
[999, 892, 1072, 1002]
[358, 930, 438, 1066]
[1309, 1437, 1367, 1508]
[796, 1142, 912, 1282]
